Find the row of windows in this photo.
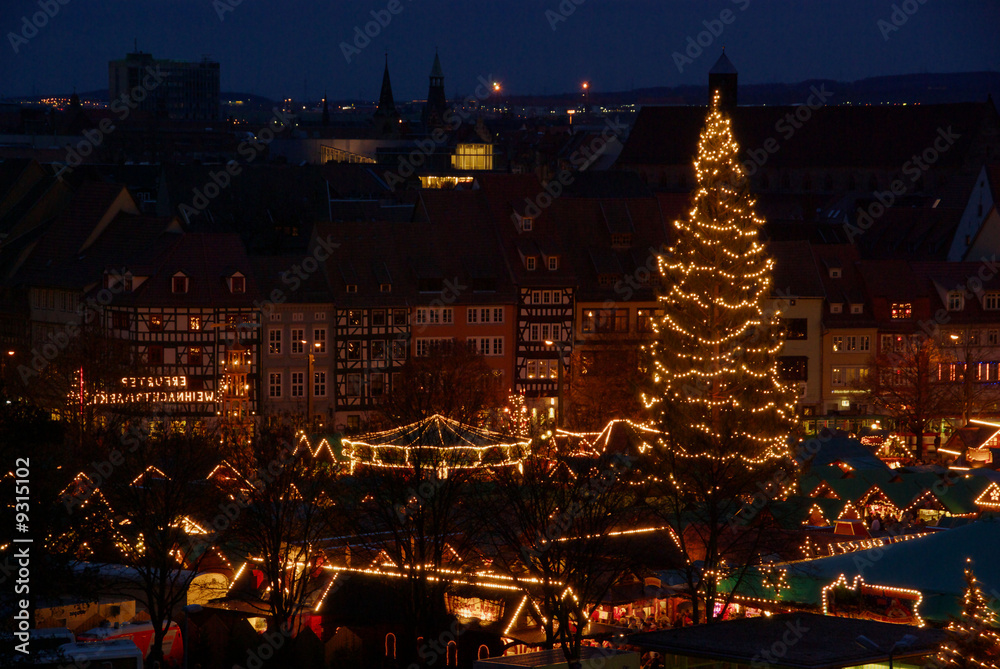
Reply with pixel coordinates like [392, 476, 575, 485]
[268, 311, 327, 322]
[112, 312, 256, 332]
[528, 323, 568, 342]
[346, 309, 409, 328]
[346, 339, 407, 360]
[416, 307, 454, 325]
[32, 289, 77, 313]
[832, 335, 870, 353]
[268, 371, 326, 398]
[528, 290, 567, 305]
[524, 359, 559, 379]
[269, 328, 327, 355]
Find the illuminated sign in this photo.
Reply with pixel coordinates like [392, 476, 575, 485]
[120, 376, 188, 388]
[90, 376, 214, 405]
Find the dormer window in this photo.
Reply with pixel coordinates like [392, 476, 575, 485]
[547, 256, 558, 271]
[172, 273, 189, 294]
[230, 274, 245, 294]
[830, 303, 843, 314]
[346, 284, 358, 293]
[829, 268, 842, 279]
[380, 283, 392, 293]
[948, 292, 964, 311]
[850, 303, 863, 314]
[522, 217, 533, 232]
[123, 272, 133, 292]
[526, 256, 537, 271]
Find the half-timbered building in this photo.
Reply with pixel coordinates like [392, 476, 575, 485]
[97, 232, 261, 422]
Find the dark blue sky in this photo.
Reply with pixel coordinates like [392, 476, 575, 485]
[1, 0, 998, 101]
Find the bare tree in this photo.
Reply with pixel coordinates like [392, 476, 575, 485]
[481, 449, 638, 666]
[80, 425, 226, 667]
[568, 347, 646, 430]
[228, 423, 344, 636]
[372, 340, 505, 427]
[862, 335, 952, 459]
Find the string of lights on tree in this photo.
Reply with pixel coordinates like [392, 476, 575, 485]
[935, 559, 1000, 669]
[642, 90, 798, 464]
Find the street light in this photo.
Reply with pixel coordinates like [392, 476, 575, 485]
[301, 340, 322, 429]
[544, 339, 571, 428]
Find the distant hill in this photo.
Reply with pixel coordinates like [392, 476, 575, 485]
[18, 71, 1000, 110]
[501, 71, 1000, 108]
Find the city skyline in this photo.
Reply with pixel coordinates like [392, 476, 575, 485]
[0, 0, 998, 102]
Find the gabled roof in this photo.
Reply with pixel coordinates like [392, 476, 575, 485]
[107, 232, 259, 307]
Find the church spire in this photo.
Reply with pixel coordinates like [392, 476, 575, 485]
[423, 49, 448, 130]
[377, 54, 397, 115]
[373, 54, 401, 138]
[709, 48, 738, 112]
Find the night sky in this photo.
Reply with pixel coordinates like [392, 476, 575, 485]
[1, 0, 998, 102]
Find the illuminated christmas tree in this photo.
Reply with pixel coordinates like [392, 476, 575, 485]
[642, 91, 798, 623]
[935, 561, 1000, 669]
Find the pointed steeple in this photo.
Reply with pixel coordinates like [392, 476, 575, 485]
[377, 54, 397, 115]
[423, 49, 448, 130]
[708, 48, 738, 112]
[430, 50, 444, 81]
[373, 54, 401, 138]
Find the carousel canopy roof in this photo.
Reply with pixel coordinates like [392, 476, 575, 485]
[342, 414, 530, 469]
[346, 414, 526, 448]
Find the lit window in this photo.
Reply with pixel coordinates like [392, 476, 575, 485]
[314, 328, 327, 353]
[189, 316, 201, 331]
[313, 371, 326, 397]
[891, 303, 912, 319]
[371, 341, 386, 360]
[188, 346, 203, 366]
[269, 329, 282, 355]
[346, 340, 362, 360]
[149, 314, 163, 331]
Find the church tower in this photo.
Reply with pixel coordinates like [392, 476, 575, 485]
[372, 55, 401, 138]
[709, 49, 738, 113]
[422, 50, 448, 130]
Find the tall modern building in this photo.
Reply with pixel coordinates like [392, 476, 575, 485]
[109, 51, 220, 121]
